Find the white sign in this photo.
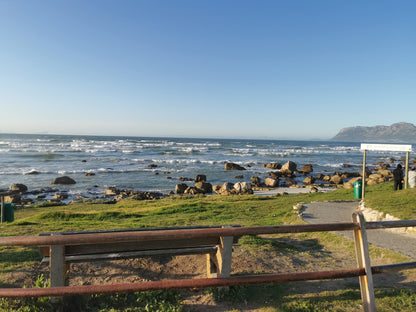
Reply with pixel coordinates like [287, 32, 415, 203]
[361, 143, 412, 152]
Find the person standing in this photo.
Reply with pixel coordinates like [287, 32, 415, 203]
[407, 167, 416, 188]
[393, 164, 404, 190]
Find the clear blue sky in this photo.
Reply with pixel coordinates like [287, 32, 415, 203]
[1, 0, 415, 140]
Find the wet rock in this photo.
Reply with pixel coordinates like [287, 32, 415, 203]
[250, 176, 261, 186]
[50, 176, 76, 185]
[105, 187, 120, 196]
[224, 162, 245, 171]
[301, 164, 313, 173]
[54, 193, 69, 200]
[281, 161, 297, 172]
[265, 163, 281, 169]
[195, 175, 207, 182]
[303, 176, 315, 185]
[9, 183, 28, 193]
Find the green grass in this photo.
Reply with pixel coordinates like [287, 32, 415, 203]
[0, 184, 415, 311]
[364, 182, 416, 220]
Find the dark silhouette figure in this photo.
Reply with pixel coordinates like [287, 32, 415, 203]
[393, 164, 404, 190]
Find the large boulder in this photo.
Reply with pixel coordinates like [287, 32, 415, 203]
[105, 187, 120, 196]
[281, 161, 297, 172]
[213, 182, 234, 195]
[265, 177, 278, 187]
[330, 174, 343, 184]
[301, 164, 313, 173]
[9, 183, 28, 193]
[195, 175, 207, 182]
[50, 176, 76, 185]
[250, 176, 261, 186]
[303, 176, 315, 185]
[224, 162, 245, 171]
[378, 169, 393, 178]
[175, 183, 188, 194]
[195, 182, 213, 194]
[234, 182, 253, 194]
[265, 163, 281, 169]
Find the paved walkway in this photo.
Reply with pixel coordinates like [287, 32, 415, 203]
[302, 201, 416, 260]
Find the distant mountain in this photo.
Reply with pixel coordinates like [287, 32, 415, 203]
[331, 122, 416, 143]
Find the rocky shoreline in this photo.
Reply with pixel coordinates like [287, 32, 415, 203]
[1, 159, 409, 207]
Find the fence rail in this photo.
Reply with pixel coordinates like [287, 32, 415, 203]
[1, 211, 416, 312]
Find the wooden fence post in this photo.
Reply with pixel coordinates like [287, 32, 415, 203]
[352, 211, 376, 312]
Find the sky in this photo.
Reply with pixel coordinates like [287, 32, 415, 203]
[0, 0, 415, 140]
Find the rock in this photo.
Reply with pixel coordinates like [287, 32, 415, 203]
[130, 191, 163, 200]
[224, 162, 245, 171]
[343, 164, 352, 168]
[195, 182, 213, 194]
[330, 174, 343, 184]
[309, 186, 319, 193]
[179, 177, 193, 182]
[281, 161, 297, 172]
[195, 175, 207, 182]
[25, 170, 40, 175]
[147, 164, 158, 169]
[105, 187, 120, 196]
[184, 187, 200, 195]
[303, 176, 315, 185]
[378, 169, 393, 178]
[250, 176, 261, 186]
[265, 177, 278, 187]
[234, 182, 253, 194]
[212, 184, 223, 194]
[269, 171, 281, 179]
[50, 176, 76, 185]
[234, 175, 244, 179]
[9, 183, 28, 193]
[301, 164, 313, 173]
[54, 193, 69, 200]
[3, 195, 21, 204]
[175, 183, 188, 194]
[280, 169, 294, 178]
[265, 163, 281, 169]
[213, 182, 235, 195]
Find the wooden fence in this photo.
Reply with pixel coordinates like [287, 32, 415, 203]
[1, 211, 416, 312]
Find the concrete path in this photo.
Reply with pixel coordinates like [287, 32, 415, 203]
[303, 201, 416, 260]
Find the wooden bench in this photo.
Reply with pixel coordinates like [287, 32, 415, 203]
[39, 225, 241, 287]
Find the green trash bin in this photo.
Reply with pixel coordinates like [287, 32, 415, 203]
[354, 181, 362, 199]
[2, 203, 14, 222]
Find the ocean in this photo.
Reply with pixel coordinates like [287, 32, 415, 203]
[0, 133, 408, 201]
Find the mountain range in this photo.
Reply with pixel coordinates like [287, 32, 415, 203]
[331, 122, 416, 143]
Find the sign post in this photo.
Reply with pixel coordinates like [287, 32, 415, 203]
[360, 144, 412, 200]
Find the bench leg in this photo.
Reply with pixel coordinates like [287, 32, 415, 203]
[207, 235, 233, 278]
[50, 244, 66, 288]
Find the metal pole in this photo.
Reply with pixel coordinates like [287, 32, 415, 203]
[405, 151, 409, 189]
[362, 150, 367, 200]
[1, 195, 4, 224]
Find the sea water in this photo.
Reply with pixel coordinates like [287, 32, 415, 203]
[0, 133, 408, 200]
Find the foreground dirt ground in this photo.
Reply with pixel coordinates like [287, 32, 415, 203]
[5, 233, 415, 311]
